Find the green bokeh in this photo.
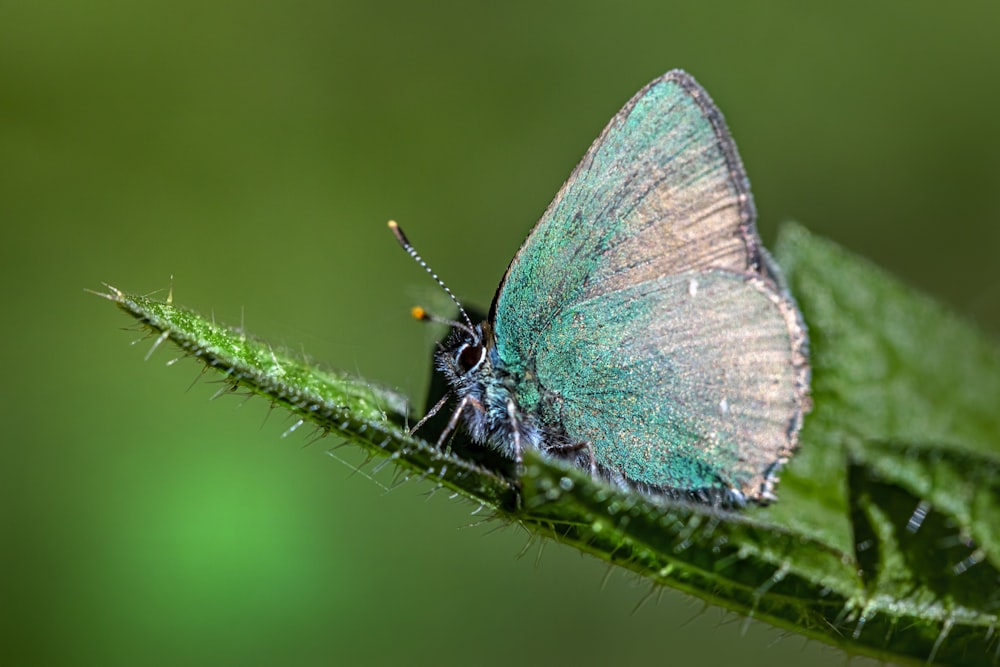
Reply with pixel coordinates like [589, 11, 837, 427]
[3, 2, 998, 665]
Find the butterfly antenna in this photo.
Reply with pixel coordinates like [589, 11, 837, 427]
[388, 220, 476, 335]
[409, 306, 476, 338]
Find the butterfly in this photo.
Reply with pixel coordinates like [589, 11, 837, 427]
[391, 70, 810, 505]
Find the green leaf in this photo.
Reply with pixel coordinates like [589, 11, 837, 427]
[96, 224, 1000, 666]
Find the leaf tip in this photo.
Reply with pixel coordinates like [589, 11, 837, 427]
[85, 283, 124, 302]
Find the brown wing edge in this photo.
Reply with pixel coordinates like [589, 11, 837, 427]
[742, 266, 813, 503]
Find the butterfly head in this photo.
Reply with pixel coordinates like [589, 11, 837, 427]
[389, 220, 508, 441]
[436, 319, 498, 387]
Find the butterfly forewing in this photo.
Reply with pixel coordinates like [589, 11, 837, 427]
[494, 71, 761, 365]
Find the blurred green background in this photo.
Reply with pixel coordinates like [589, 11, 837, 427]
[3, 1, 998, 665]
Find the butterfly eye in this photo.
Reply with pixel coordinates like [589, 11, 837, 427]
[456, 344, 485, 374]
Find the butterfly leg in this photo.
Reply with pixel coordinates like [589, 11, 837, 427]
[506, 399, 524, 468]
[436, 394, 484, 448]
[409, 391, 451, 436]
[546, 440, 597, 477]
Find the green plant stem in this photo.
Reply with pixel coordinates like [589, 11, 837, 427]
[97, 224, 1000, 666]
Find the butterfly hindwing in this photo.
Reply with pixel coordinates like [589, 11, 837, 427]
[534, 270, 803, 497]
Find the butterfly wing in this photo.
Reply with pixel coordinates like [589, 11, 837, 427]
[534, 270, 806, 498]
[491, 70, 809, 499]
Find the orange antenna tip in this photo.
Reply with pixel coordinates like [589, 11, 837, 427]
[387, 219, 412, 248]
[411, 306, 429, 321]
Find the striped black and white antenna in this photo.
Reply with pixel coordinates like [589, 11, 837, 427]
[387, 220, 476, 338]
